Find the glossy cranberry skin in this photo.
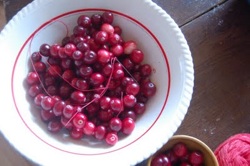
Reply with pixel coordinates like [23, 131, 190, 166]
[77, 15, 91, 28]
[72, 113, 87, 129]
[90, 73, 105, 86]
[189, 151, 204, 165]
[95, 31, 109, 45]
[141, 81, 156, 97]
[41, 96, 55, 111]
[83, 50, 97, 64]
[70, 128, 83, 139]
[63, 104, 75, 119]
[39, 43, 51, 57]
[47, 119, 62, 133]
[102, 12, 114, 24]
[123, 94, 137, 108]
[151, 154, 171, 166]
[34, 93, 45, 106]
[122, 117, 135, 135]
[173, 142, 188, 158]
[53, 100, 66, 116]
[70, 91, 86, 104]
[105, 132, 118, 146]
[40, 109, 54, 122]
[110, 98, 124, 113]
[26, 72, 39, 85]
[83, 121, 95, 135]
[126, 83, 140, 96]
[100, 96, 111, 110]
[30, 52, 42, 62]
[94, 125, 106, 140]
[109, 117, 122, 132]
[33, 61, 46, 73]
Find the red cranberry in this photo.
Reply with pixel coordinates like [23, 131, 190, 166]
[189, 151, 204, 165]
[39, 43, 51, 57]
[151, 154, 171, 166]
[83, 121, 95, 135]
[122, 117, 135, 135]
[105, 132, 118, 145]
[102, 12, 114, 24]
[94, 125, 106, 140]
[173, 142, 188, 158]
[72, 113, 87, 129]
[77, 15, 91, 28]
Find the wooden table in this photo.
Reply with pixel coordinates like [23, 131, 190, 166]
[0, 0, 249, 165]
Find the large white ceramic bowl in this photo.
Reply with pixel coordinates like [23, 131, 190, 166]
[0, 0, 194, 165]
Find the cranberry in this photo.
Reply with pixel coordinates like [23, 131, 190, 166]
[76, 41, 89, 53]
[173, 142, 188, 158]
[110, 98, 124, 113]
[83, 121, 95, 135]
[126, 83, 140, 96]
[33, 61, 46, 73]
[72, 113, 87, 129]
[134, 102, 146, 115]
[102, 12, 114, 24]
[122, 117, 135, 135]
[30, 52, 42, 62]
[97, 49, 111, 63]
[130, 49, 144, 64]
[105, 132, 118, 145]
[77, 15, 91, 28]
[52, 100, 66, 116]
[91, 14, 102, 28]
[94, 31, 109, 45]
[94, 125, 106, 140]
[39, 43, 51, 57]
[100, 96, 111, 110]
[63, 104, 75, 119]
[141, 81, 156, 97]
[90, 73, 105, 86]
[41, 96, 55, 111]
[101, 23, 114, 35]
[34, 93, 45, 106]
[72, 50, 83, 60]
[123, 40, 137, 54]
[49, 44, 60, 58]
[40, 109, 54, 121]
[109, 117, 122, 132]
[26, 72, 39, 85]
[83, 50, 97, 64]
[73, 25, 87, 36]
[151, 154, 171, 166]
[70, 128, 83, 139]
[70, 91, 86, 104]
[64, 43, 76, 56]
[111, 44, 124, 56]
[189, 151, 204, 165]
[47, 119, 62, 133]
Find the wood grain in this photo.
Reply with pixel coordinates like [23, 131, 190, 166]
[175, 0, 250, 150]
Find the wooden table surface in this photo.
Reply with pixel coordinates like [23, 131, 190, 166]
[0, 0, 250, 165]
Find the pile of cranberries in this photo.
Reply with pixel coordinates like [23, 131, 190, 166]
[150, 142, 205, 166]
[25, 11, 156, 146]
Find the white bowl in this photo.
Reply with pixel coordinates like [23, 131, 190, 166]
[0, 0, 194, 165]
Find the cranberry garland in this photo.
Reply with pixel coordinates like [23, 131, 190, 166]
[26, 11, 156, 146]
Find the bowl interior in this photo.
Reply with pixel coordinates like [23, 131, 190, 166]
[12, 10, 170, 154]
[148, 135, 219, 166]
